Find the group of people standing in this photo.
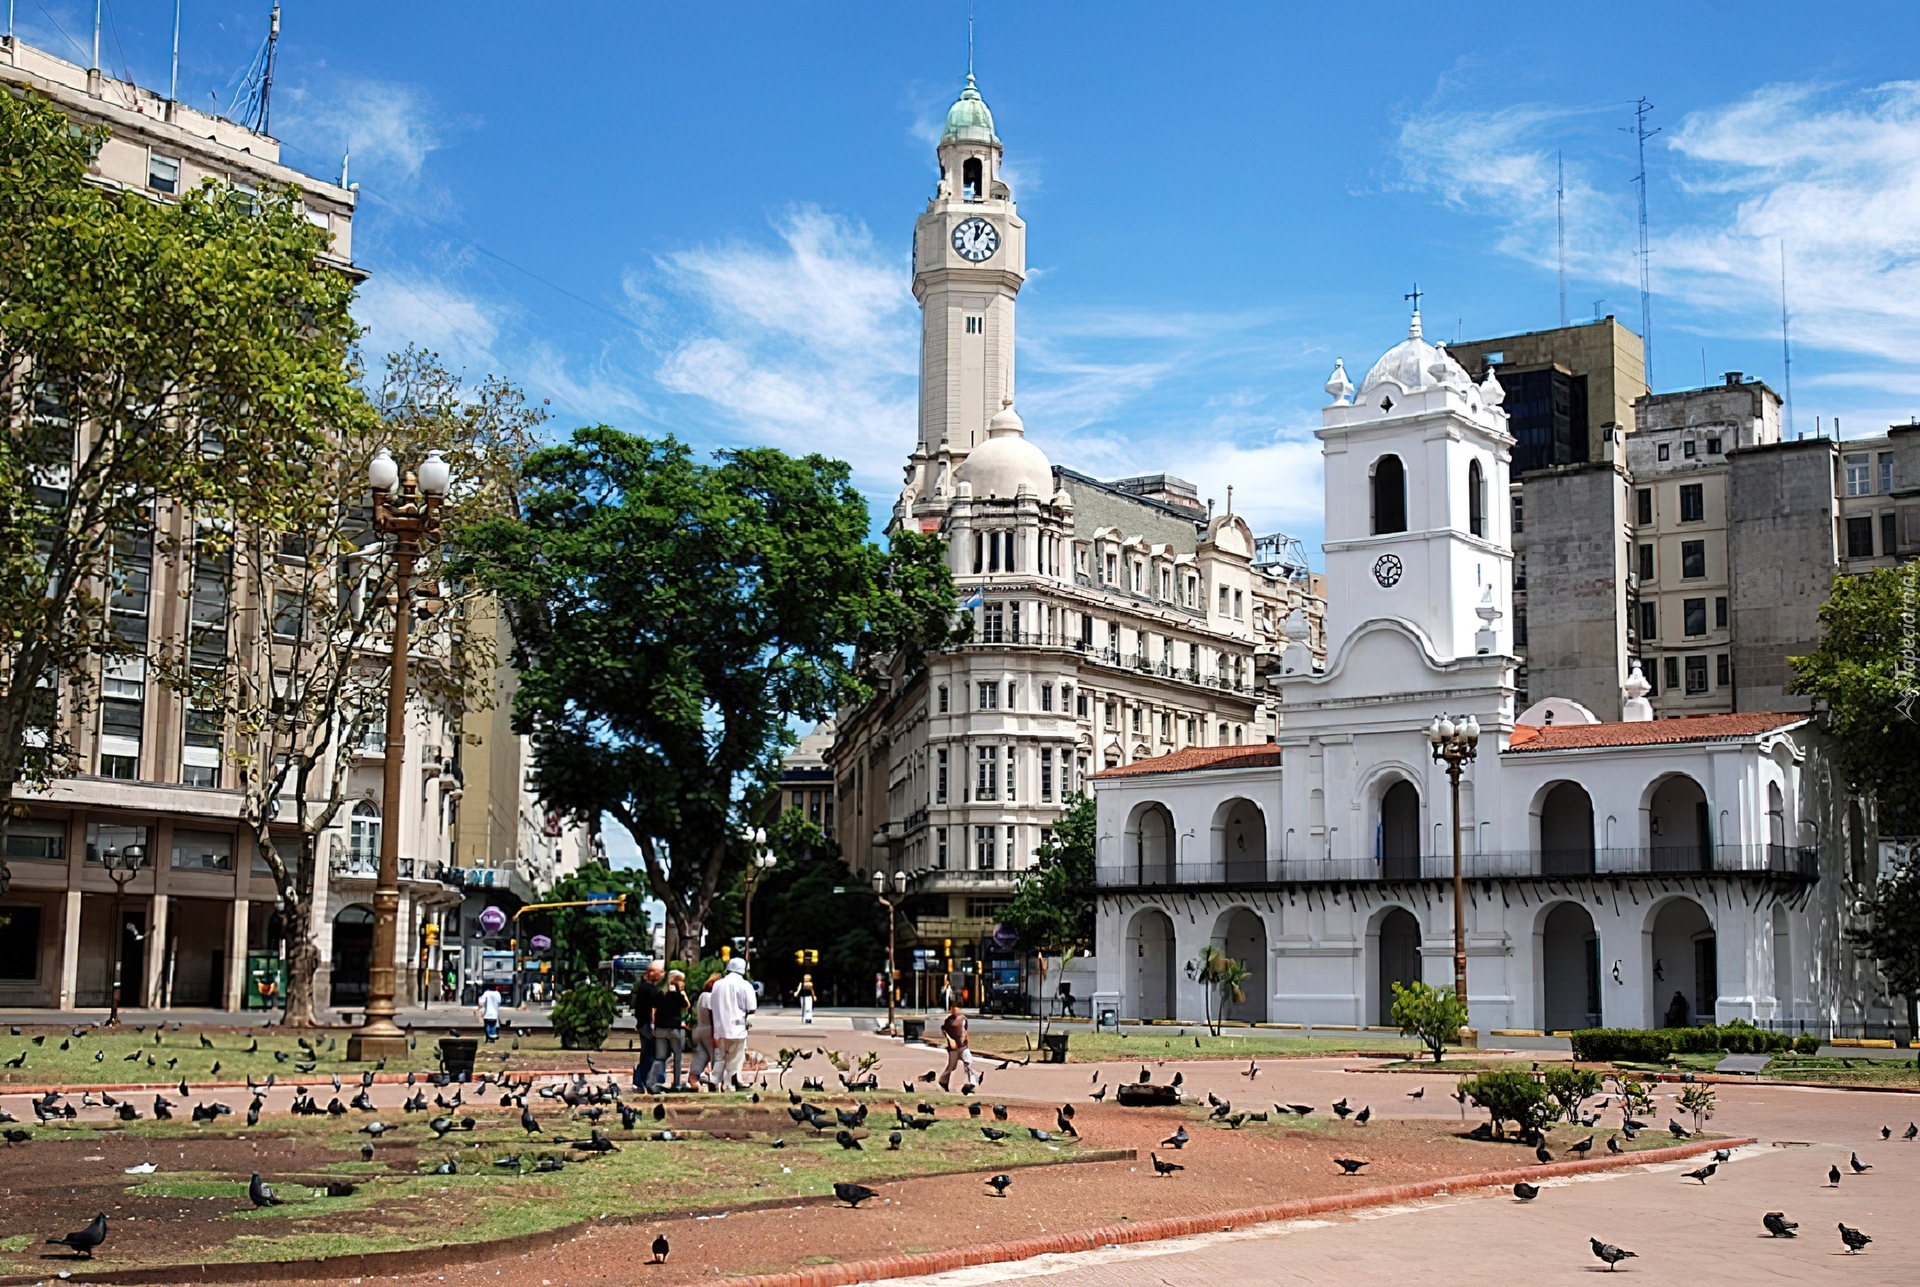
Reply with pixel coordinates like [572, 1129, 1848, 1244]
[631, 958, 758, 1092]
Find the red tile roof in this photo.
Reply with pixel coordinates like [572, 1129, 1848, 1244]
[1092, 744, 1283, 780]
[1505, 712, 1808, 752]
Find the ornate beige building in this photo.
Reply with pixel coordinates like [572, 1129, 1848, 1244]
[827, 75, 1325, 987]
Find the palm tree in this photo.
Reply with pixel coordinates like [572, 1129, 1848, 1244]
[1214, 959, 1251, 1036]
[1194, 945, 1225, 1031]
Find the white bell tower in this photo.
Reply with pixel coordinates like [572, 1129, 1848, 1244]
[903, 75, 1027, 524]
[1317, 309, 1517, 665]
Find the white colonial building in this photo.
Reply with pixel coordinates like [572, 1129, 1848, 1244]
[1091, 313, 1878, 1036]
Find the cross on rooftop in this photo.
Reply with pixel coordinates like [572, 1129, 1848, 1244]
[1405, 283, 1423, 312]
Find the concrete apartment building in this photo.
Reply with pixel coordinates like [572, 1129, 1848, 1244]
[0, 35, 578, 1013]
[824, 76, 1326, 988]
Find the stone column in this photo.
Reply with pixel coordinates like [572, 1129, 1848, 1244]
[57, 889, 83, 1009]
[225, 897, 249, 1011]
[144, 894, 170, 1007]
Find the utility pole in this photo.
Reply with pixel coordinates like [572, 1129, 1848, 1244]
[259, 4, 279, 134]
[169, 0, 181, 103]
[1780, 240, 1794, 437]
[1623, 99, 1659, 386]
[1556, 151, 1567, 327]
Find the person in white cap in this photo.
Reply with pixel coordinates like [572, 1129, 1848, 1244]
[709, 957, 758, 1090]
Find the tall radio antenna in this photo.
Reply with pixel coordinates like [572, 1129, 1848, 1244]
[1623, 98, 1659, 385]
[1556, 150, 1567, 326]
[1780, 240, 1794, 437]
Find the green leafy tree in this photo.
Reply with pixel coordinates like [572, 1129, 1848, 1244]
[460, 429, 958, 957]
[1392, 980, 1469, 1063]
[0, 90, 362, 875]
[1678, 1083, 1717, 1133]
[1003, 795, 1096, 1036]
[1860, 853, 1920, 1035]
[1543, 1065, 1602, 1122]
[529, 862, 652, 988]
[1215, 958, 1252, 1030]
[1791, 563, 1920, 830]
[1458, 1069, 1553, 1138]
[549, 982, 619, 1051]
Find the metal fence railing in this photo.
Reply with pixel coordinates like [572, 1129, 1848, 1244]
[1096, 844, 1818, 889]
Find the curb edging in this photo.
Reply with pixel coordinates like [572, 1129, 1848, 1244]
[700, 1136, 1754, 1287]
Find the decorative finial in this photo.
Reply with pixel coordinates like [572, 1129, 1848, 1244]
[1479, 363, 1506, 408]
[1325, 358, 1353, 406]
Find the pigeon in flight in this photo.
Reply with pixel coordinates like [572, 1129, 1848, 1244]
[1837, 1223, 1871, 1254]
[45, 1213, 107, 1259]
[834, 1182, 879, 1208]
[986, 1173, 1012, 1197]
[1590, 1238, 1636, 1270]
[1762, 1212, 1797, 1238]
[1682, 1163, 1716, 1185]
[1150, 1152, 1183, 1176]
[1334, 1158, 1369, 1174]
[248, 1173, 284, 1207]
[1512, 1181, 1539, 1201]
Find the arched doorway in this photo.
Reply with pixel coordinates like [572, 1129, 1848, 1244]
[1215, 799, 1267, 885]
[1540, 782, 1595, 875]
[1213, 908, 1268, 1025]
[1131, 803, 1173, 883]
[329, 905, 375, 1008]
[1381, 780, 1420, 879]
[1372, 455, 1407, 534]
[1649, 898, 1715, 1027]
[1541, 902, 1600, 1031]
[1649, 775, 1709, 872]
[1126, 909, 1176, 1021]
[1376, 907, 1422, 1025]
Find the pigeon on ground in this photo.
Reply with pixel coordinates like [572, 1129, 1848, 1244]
[1335, 1157, 1368, 1174]
[1904, 1123, 1918, 1141]
[1150, 1152, 1183, 1176]
[1332, 1098, 1351, 1119]
[1712, 1148, 1731, 1163]
[1286, 1104, 1313, 1116]
[651, 1234, 670, 1263]
[1171, 1071, 1183, 1088]
[361, 1142, 375, 1163]
[521, 1105, 541, 1135]
[968, 1102, 983, 1118]
[1837, 1223, 1871, 1254]
[1569, 1136, 1595, 1157]
[1091, 1084, 1108, 1102]
[1536, 1143, 1553, 1164]
[1682, 1163, 1716, 1185]
[534, 1158, 563, 1173]
[1162, 1126, 1188, 1149]
[834, 1183, 879, 1208]
[1763, 1212, 1797, 1238]
[1590, 1238, 1636, 1270]
[1882, 1126, 1892, 1140]
[1243, 1060, 1259, 1079]
[1056, 1108, 1077, 1136]
[248, 1173, 284, 1207]
[1028, 1127, 1053, 1141]
[986, 1173, 1012, 1197]
[3, 1128, 30, 1145]
[1139, 1066, 1151, 1083]
[836, 1129, 863, 1151]
[1848, 1152, 1871, 1173]
[1607, 1135, 1624, 1155]
[1355, 1106, 1371, 1126]
[1668, 1119, 1690, 1139]
[1828, 1164, 1843, 1187]
[992, 1103, 1009, 1121]
[45, 1213, 107, 1259]
[1408, 1086, 1425, 1099]
[888, 1130, 902, 1150]
[980, 1126, 1009, 1141]
[1513, 1181, 1539, 1201]
[431, 1160, 458, 1175]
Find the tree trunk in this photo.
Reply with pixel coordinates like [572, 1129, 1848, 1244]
[282, 918, 321, 1027]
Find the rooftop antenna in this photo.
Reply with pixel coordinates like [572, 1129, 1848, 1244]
[1779, 240, 1793, 438]
[1556, 150, 1567, 326]
[1622, 98, 1659, 386]
[227, 4, 281, 135]
[91, 0, 100, 71]
[967, 0, 974, 77]
[169, 0, 181, 102]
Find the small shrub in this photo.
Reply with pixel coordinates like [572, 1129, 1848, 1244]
[1678, 1083, 1717, 1131]
[1391, 980, 1469, 1063]
[1543, 1065, 1602, 1122]
[551, 983, 619, 1051]
[1793, 1034, 1822, 1055]
[1569, 1028, 1673, 1062]
[1458, 1069, 1553, 1137]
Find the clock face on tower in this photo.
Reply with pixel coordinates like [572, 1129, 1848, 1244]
[1372, 554, 1403, 588]
[951, 217, 999, 263]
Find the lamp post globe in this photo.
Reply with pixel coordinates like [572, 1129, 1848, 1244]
[417, 449, 451, 496]
[103, 844, 145, 1027]
[368, 448, 399, 493]
[1429, 711, 1481, 1049]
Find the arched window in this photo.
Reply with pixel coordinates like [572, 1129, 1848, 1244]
[1468, 459, 1486, 537]
[963, 157, 983, 200]
[1372, 455, 1407, 535]
[1767, 782, 1786, 854]
[349, 800, 381, 874]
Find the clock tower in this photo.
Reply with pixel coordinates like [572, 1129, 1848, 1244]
[901, 74, 1028, 526]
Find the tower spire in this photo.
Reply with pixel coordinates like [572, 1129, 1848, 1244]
[967, 0, 974, 78]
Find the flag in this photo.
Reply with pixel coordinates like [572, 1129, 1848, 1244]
[958, 589, 985, 611]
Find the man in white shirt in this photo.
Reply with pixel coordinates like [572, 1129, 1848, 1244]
[476, 984, 503, 1042]
[709, 958, 758, 1090]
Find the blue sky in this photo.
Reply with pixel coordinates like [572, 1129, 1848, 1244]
[22, 1, 1920, 558]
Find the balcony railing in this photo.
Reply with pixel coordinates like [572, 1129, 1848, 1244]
[908, 868, 1022, 887]
[1096, 845, 1817, 889]
[331, 854, 441, 882]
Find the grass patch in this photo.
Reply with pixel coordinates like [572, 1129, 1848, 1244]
[967, 1029, 1419, 1063]
[0, 1236, 30, 1253]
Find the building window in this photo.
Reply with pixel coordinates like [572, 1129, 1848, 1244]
[1186, 717, 1197, 744]
[1006, 747, 1017, 801]
[1684, 439, 1697, 458]
[1658, 443, 1670, 461]
[975, 826, 996, 871]
[1879, 453, 1895, 495]
[1040, 682, 1053, 712]
[1218, 585, 1229, 615]
[1511, 493, 1524, 534]
[272, 590, 305, 640]
[1638, 543, 1654, 582]
[1681, 539, 1706, 578]
[1131, 561, 1143, 592]
[1233, 589, 1244, 618]
[1104, 700, 1115, 728]
[1040, 748, 1054, 802]
[1130, 706, 1142, 733]
[1218, 723, 1229, 743]
[348, 801, 381, 874]
[1639, 601, 1657, 642]
[1006, 679, 1018, 709]
[1883, 512, 1898, 558]
[975, 745, 999, 800]
[1075, 691, 1088, 718]
[1679, 484, 1704, 522]
[1005, 824, 1017, 867]
[1158, 710, 1171, 740]
[965, 315, 983, 334]
[1371, 454, 1407, 534]
[1514, 555, 1527, 592]
[1185, 575, 1198, 607]
[1636, 488, 1653, 525]
[1104, 551, 1117, 583]
[937, 684, 948, 714]
[1468, 459, 1486, 537]
[936, 827, 948, 869]
[1706, 436, 1722, 455]
[936, 749, 948, 803]
[1685, 655, 1709, 695]
[1846, 516, 1874, 559]
[1160, 567, 1171, 600]
[1844, 454, 1870, 497]
[1515, 608, 1528, 647]
[147, 153, 181, 193]
[1665, 656, 1681, 691]
[1716, 653, 1731, 687]
[1684, 598, 1707, 636]
[1714, 596, 1728, 628]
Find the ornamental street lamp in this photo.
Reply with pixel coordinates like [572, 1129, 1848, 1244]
[1428, 713, 1480, 1048]
[741, 827, 776, 966]
[348, 447, 449, 1062]
[872, 869, 910, 1033]
[102, 844, 146, 1026]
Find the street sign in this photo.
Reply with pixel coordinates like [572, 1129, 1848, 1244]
[585, 893, 624, 914]
[529, 934, 552, 953]
[990, 923, 1018, 950]
[478, 906, 507, 934]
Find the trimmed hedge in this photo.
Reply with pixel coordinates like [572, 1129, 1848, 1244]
[1570, 1022, 1793, 1062]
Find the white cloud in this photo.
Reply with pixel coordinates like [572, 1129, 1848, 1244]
[353, 274, 500, 370]
[647, 206, 919, 487]
[293, 78, 442, 181]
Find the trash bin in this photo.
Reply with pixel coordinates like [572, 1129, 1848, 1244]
[437, 1037, 479, 1082]
[901, 1018, 926, 1042]
[1039, 1033, 1070, 1063]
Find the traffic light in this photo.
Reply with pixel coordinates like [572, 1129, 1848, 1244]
[423, 923, 439, 946]
[719, 945, 731, 961]
[794, 949, 805, 964]
[807, 949, 820, 964]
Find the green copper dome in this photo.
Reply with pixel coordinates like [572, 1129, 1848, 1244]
[941, 73, 998, 145]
